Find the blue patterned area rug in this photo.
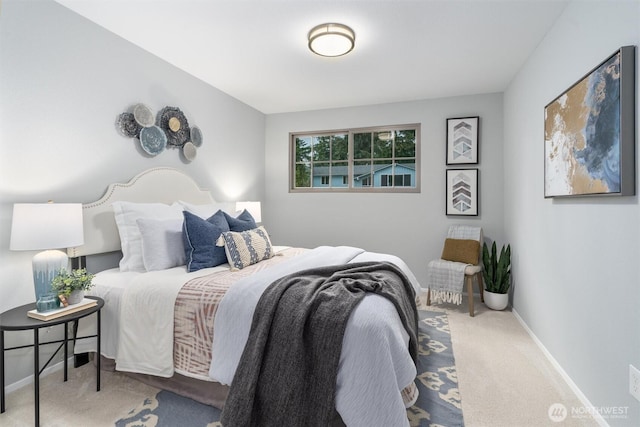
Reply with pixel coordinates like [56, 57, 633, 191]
[115, 309, 463, 427]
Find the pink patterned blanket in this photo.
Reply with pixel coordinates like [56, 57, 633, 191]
[173, 247, 308, 379]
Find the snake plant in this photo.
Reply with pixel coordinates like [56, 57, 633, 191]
[482, 242, 511, 294]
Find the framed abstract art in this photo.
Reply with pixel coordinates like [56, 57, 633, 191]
[544, 46, 635, 197]
[446, 116, 479, 165]
[446, 169, 478, 216]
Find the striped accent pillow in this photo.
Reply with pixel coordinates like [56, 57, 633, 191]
[216, 226, 275, 270]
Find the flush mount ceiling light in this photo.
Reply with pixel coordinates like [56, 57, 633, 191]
[308, 23, 355, 57]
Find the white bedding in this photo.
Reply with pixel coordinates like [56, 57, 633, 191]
[75, 246, 293, 366]
[74, 264, 227, 367]
[115, 265, 224, 376]
[77, 245, 421, 426]
[211, 246, 421, 427]
[74, 268, 133, 359]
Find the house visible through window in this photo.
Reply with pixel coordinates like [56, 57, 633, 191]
[381, 174, 412, 187]
[291, 124, 420, 192]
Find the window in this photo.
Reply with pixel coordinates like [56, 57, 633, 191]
[291, 124, 420, 192]
[381, 174, 412, 187]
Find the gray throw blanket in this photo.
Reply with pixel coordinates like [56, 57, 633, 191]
[220, 261, 419, 427]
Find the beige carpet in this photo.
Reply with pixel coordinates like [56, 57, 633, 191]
[1, 363, 159, 427]
[1, 295, 599, 426]
[420, 293, 599, 427]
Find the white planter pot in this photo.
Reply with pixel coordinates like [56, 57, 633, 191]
[67, 290, 85, 305]
[484, 290, 509, 310]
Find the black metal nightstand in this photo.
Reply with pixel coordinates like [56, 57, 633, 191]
[0, 296, 104, 426]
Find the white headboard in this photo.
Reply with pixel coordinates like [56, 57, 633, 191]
[68, 167, 214, 257]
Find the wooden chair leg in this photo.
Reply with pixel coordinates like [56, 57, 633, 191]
[466, 275, 474, 317]
[426, 288, 431, 306]
[477, 273, 484, 302]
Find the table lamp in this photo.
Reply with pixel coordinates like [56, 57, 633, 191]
[235, 201, 262, 223]
[10, 202, 84, 302]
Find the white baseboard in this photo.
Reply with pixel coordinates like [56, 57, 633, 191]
[5, 357, 73, 394]
[512, 308, 609, 427]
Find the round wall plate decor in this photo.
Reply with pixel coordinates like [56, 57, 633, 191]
[190, 126, 203, 147]
[183, 141, 197, 161]
[169, 117, 181, 132]
[117, 112, 142, 138]
[139, 125, 167, 156]
[159, 106, 190, 146]
[133, 103, 155, 127]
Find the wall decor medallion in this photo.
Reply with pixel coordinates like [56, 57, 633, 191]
[446, 168, 478, 216]
[133, 104, 155, 127]
[117, 112, 142, 138]
[183, 142, 197, 161]
[115, 103, 203, 162]
[446, 116, 479, 165]
[544, 46, 635, 197]
[158, 106, 190, 147]
[190, 126, 203, 147]
[139, 126, 167, 155]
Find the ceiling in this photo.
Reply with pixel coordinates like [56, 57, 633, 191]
[55, 0, 569, 114]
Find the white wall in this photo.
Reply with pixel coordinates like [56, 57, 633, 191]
[504, 1, 640, 425]
[0, 0, 265, 385]
[265, 93, 505, 288]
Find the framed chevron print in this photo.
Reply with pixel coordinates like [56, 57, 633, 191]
[446, 169, 478, 216]
[446, 116, 479, 165]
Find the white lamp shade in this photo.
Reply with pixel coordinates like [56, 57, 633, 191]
[235, 201, 262, 223]
[10, 203, 84, 251]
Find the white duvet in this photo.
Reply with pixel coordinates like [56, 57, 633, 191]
[211, 246, 421, 427]
[114, 266, 222, 376]
[77, 246, 422, 427]
[74, 264, 228, 373]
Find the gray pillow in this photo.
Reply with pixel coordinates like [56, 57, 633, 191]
[137, 218, 186, 271]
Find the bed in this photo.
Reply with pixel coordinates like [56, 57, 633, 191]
[69, 167, 422, 427]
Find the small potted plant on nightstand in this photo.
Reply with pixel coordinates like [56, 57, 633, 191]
[51, 268, 95, 306]
[482, 242, 511, 310]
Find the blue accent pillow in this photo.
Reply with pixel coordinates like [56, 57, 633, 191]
[182, 210, 230, 272]
[223, 209, 257, 231]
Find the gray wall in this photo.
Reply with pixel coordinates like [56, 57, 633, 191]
[504, 1, 640, 425]
[264, 93, 505, 288]
[0, 0, 265, 386]
[3, 1, 638, 424]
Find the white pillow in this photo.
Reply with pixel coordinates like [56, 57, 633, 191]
[178, 200, 236, 219]
[137, 218, 186, 271]
[112, 201, 183, 272]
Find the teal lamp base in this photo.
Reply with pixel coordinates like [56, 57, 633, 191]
[32, 249, 69, 306]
